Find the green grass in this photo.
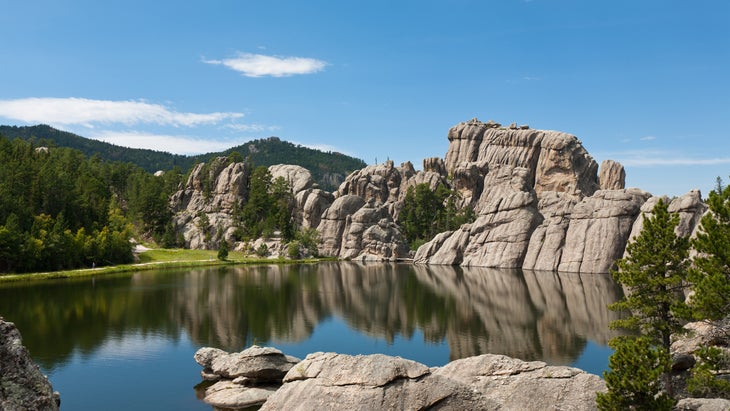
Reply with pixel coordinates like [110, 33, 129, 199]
[0, 248, 336, 284]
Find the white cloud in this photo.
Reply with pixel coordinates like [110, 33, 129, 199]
[602, 149, 730, 167]
[204, 53, 327, 78]
[640, 136, 657, 141]
[91, 131, 240, 155]
[0, 97, 243, 128]
[225, 123, 281, 133]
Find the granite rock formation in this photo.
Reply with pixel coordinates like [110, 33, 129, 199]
[0, 317, 60, 411]
[260, 351, 606, 410]
[167, 118, 710, 271]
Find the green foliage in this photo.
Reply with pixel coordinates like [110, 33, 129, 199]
[296, 228, 319, 257]
[596, 336, 674, 411]
[687, 346, 730, 398]
[610, 199, 690, 350]
[255, 243, 268, 257]
[217, 241, 229, 261]
[688, 184, 730, 323]
[236, 167, 295, 242]
[397, 183, 475, 249]
[287, 241, 300, 259]
[606, 198, 690, 400]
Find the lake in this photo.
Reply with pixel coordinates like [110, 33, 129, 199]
[0, 262, 622, 410]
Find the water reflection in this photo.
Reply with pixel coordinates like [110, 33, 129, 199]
[0, 263, 622, 371]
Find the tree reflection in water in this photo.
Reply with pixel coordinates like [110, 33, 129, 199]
[0, 262, 623, 371]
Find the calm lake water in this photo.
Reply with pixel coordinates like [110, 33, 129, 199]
[0, 262, 622, 410]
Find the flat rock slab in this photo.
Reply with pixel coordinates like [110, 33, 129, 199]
[194, 345, 300, 383]
[204, 380, 279, 409]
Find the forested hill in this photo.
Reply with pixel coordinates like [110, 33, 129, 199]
[0, 125, 367, 191]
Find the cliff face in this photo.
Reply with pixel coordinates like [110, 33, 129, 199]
[169, 118, 707, 270]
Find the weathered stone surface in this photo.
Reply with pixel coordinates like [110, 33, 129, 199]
[339, 202, 409, 261]
[523, 191, 578, 271]
[263, 352, 486, 410]
[316, 195, 366, 257]
[0, 317, 60, 411]
[444, 118, 600, 198]
[269, 164, 314, 194]
[195, 345, 300, 382]
[203, 380, 278, 409]
[675, 398, 730, 411]
[170, 158, 249, 249]
[294, 188, 334, 229]
[415, 165, 541, 268]
[262, 352, 604, 411]
[598, 159, 626, 190]
[434, 354, 606, 411]
[336, 160, 412, 205]
[558, 188, 651, 273]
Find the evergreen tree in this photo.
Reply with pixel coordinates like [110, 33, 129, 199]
[689, 184, 730, 324]
[607, 198, 690, 399]
[597, 336, 674, 411]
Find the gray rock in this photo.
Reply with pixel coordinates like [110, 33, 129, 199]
[675, 398, 730, 411]
[523, 191, 578, 271]
[672, 353, 696, 371]
[339, 203, 409, 261]
[269, 164, 314, 194]
[203, 380, 279, 409]
[294, 188, 334, 229]
[435, 354, 606, 411]
[195, 345, 301, 382]
[262, 352, 604, 411]
[316, 195, 366, 257]
[598, 159, 626, 190]
[415, 165, 540, 268]
[445, 118, 600, 198]
[558, 188, 651, 273]
[0, 317, 60, 411]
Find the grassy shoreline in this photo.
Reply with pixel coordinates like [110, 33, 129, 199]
[0, 248, 336, 283]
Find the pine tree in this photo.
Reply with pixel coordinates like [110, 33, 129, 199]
[607, 198, 690, 400]
[689, 184, 730, 324]
[597, 336, 674, 411]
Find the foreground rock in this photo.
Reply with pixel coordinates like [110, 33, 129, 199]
[0, 317, 60, 411]
[194, 345, 300, 408]
[260, 352, 605, 410]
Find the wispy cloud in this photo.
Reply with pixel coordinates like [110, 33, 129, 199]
[204, 53, 328, 78]
[91, 131, 241, 155]
[224, 123, 280, 133]
[640, 136, 656, 141]
[602, 149, 730, 167]
[0, 97, 243, 128]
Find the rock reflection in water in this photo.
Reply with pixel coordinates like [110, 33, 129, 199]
[0, 263, 622, 371]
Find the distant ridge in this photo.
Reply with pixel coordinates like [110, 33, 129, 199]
[0, 125, 366, 191]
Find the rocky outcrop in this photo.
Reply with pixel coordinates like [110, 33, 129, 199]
[415, 165, 541, 268]
[260, 351, 605, 410]
[558, 188, 651, 273]
[170, 157, 248, 249]
[317, 196, 409, 261]
[269, 164, 314, 194]
[336, 160, 412, 205]
[0, 317, 60, 411]
[444, 118, 600, 198]
[193, 345, 300, 409]
[599, 159, 626, 190]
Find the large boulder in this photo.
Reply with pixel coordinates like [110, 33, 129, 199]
[261, 352, 605, 410]
[316, 195, 366, 257]
[558, 188, 651, 273]
[194, 345, 301, 409]
[444, 118, 600, 198]
[336, 160, 413, 205]
[0, 317, 60, 411]
[269, 164, 314, 194]
[194, 345, 300, 383]
[294, 188, 334, 229]
[339, 202, 409, 261]
[522, 191, 578, 271]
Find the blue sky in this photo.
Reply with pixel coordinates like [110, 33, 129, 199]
[0, 0, 728, 196]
